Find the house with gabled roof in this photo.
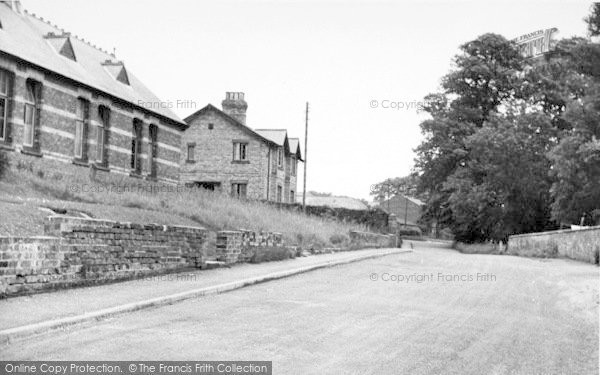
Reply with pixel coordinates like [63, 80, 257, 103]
[180, 92, 303, 202]
[0, 1, 186, 182]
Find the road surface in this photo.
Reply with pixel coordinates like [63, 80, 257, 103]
[2, 246, 598, 375]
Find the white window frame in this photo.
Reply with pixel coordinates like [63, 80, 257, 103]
[23, 80, 38, 148]
[74, 98, 88, 159]
[0, 70, 9, 141]
[231, 183, 247, 198]
[96, 106, 109, 164]
[131, 120, 143, 174]
[233, 142, 248, 161]
[277, 148, 283, 168]
[187, 143, 195, 161]
[149, 124, 158, 177]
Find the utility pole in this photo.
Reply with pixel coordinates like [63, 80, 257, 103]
[302, 102, 309, 212]
[404, 195, 408, 226]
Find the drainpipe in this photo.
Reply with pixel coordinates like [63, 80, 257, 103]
[266, 147, 271, 201]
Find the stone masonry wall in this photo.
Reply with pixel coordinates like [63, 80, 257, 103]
[349, 231, 398, 249]
[0, 216, 207, 297]
[507, 226, 600, 264]
[216, 230, 284, 264]
[180, 108, 269, 200]
[217, 229, 397, 264]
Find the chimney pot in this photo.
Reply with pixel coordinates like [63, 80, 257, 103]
[222, 91, 248, 125]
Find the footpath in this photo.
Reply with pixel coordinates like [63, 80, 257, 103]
[0, 247, 411, 343]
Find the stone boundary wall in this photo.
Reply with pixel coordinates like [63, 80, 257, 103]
[349, 231, 398, 249]
[507, 226, 600, 264]
[0, 216, 207, 297]
[216, 229, 398, 264]
[216, 230, 284, 264]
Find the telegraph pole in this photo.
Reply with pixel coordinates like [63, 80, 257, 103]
[302, 102, 309, 212]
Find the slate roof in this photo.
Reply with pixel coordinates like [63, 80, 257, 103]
[184, 104, 278, 146]
[0, 4, 185, 127]
[254, 129, 288, 147]
[184, 104, 302, 157]
[299, 193, 369, 210]
[288, 137, 303, 161]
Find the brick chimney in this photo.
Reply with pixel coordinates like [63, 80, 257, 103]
[222, 92, 248, 125]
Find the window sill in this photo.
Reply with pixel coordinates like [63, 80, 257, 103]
[72, 159, 89, 167]
[232, 160, 250, 164]
[91, 163, 110, 172]
[145, 175, 158, 182]
[129, 172, 143, 179]
[0, 143, 14, 151]
[20, 148, 43, 158]
[186, 160, 196, 164]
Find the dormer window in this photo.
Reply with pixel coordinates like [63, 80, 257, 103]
[102, 61, 130, 85]
[45, 32, 76, 61]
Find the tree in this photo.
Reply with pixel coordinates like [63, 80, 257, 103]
[414, 10, 600, 241]
[586, 3, 600, 37]
[445, 112, 558, 242]
[539, 18, 600, 225]
[548, 76, 600, 225]
[370, 175, 424, 203]
[414, 33, 528, 231]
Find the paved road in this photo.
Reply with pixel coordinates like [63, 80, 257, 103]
[2, 246, 599, 375]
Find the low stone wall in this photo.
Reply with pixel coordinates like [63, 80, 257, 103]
[216, 230, 284, 263]
[508, 226, 600, 264]
[349, 231, 398, 249]
[216, 229, 397, 264]
[0, 216, 207, 297]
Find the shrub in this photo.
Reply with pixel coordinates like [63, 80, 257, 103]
[453, 241, 499, 254]
[250, 247, 296, 263]
[398, 227, 422, 236]
[329, 233, 347, 245]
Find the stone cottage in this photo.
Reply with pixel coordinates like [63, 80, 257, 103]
[180, 92, 303, 202]
[0, 1, 186, 183]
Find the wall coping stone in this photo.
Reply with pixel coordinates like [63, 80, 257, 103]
[509, 225, 600, 239]
[46, 215, 206, 233]
[0, 236, 59, 243]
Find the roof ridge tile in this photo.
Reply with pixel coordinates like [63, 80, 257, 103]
[24, 6, 114, 58]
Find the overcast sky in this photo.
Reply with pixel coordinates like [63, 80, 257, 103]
[24, 0, 593, 200]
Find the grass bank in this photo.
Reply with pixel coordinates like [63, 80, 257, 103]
[0, 153, 365, 249]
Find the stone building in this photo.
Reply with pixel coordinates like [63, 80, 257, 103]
[180, 92, 303, 202]
[0, 1, 186, 183]
[377, 195, 425, 226]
